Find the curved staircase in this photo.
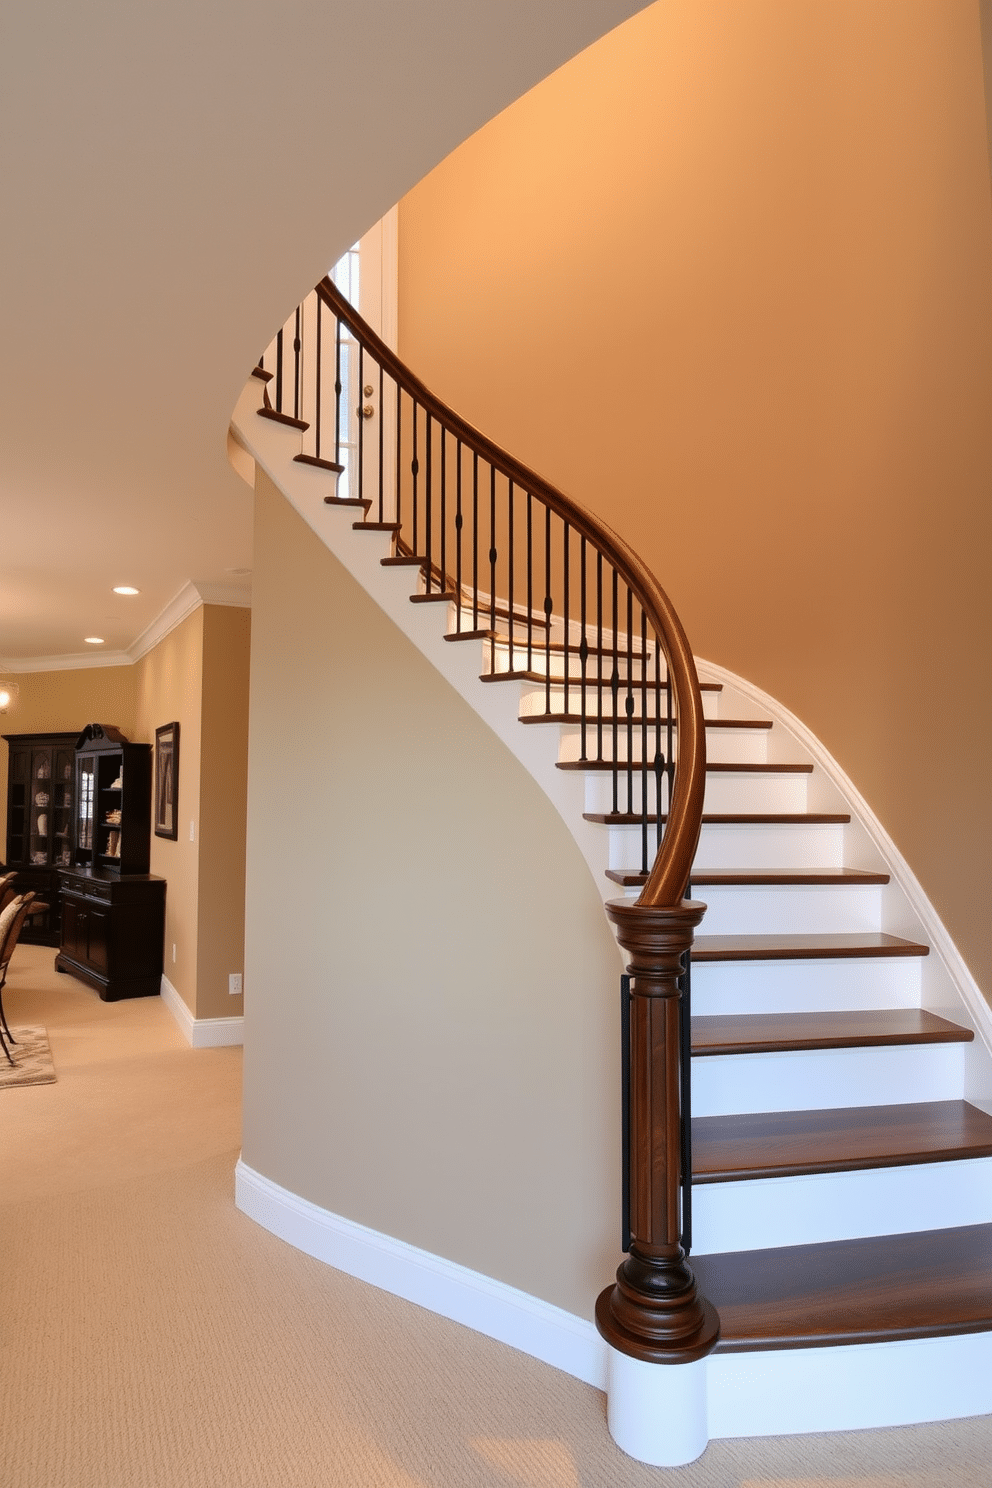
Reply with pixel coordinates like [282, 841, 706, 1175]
[231, 278, 992, 1459]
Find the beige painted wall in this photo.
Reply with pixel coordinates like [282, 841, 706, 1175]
[134, 609, 204, 1014]
[196, 605, 251, 1020]
[398, 0, 992, 1002]
[0, 667, 138, 850]
[243, 470, 624, 1317]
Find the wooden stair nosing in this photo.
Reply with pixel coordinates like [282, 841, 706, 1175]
[323, 496, 371, 511]
[691, 1099, 992, 1183]
[443, 628, 497, 643]
[584, 811, 850, 825]
[692, 1222, 992, 1353]
[519, 713, 766, 728]
[296, 452, 345, 474]
[258, 405, 309, 431]
[483, 670, 723, 688]
[557, 759, 812, 775]
[250, 365, 273, 383]
[409, 590, 456, 605]
[691, 1009, 973, 1057]
[605, 867, 890, 887]
[692, 932, 929, 963]
[354, 521, 402, 532]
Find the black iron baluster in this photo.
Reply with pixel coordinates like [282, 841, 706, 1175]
[526, 493, 534, 676]
[357, 343, 365, 511]
[640, 608, 650, 877]
[455, 439, 463, 630]
[440, 428, 448, 608]
[424, 412, 432, 593]
[472, 451, 480, 636]
[579, 537, 588, 761]
[411, 400, 419, 557]
[621, 972, 632, 1254]
[562, 521, 571, 720]
[334, 317, 343, 466]
[507, 481, 515, 671]
[611, 569, 620, 816]
[680, 891, 693, 1254]
[489, 464, 498, 635]
[395, 382, 403, 529]
[377, 361, 385, 524]
[544, 504, 553, 716]
[596, 554, 604, 764]
[275, 327, 284, 415]
[293, 306, 302, 423]
[315, 295, 323, 463]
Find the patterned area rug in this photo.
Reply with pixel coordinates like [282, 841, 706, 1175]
[0, 1026, 57, 1087]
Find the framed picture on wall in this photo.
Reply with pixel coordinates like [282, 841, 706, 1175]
[154, 722, 180, 840]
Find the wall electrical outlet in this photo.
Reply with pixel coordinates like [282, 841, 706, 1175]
[229, 973, 243, 997]
[172, 943, 177, 964]
[189, 819, 195, 842]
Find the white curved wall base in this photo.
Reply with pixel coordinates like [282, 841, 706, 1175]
[236, 1159, 990, 1447]
[606, 1349, 709, 1466]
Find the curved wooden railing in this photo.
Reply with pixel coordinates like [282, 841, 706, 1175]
[255, 274, 719, 1365]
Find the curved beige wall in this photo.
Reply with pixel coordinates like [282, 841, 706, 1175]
[398, 0, 992, 1001]
[243, 471, 624, 1317]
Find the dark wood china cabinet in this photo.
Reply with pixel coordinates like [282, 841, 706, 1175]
[2, 731, 78, 945]
[54, 724, 166, 1001]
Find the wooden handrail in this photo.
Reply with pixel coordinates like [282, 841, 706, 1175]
[316, 275, 705, 908]
[257, 273, 719, 1371]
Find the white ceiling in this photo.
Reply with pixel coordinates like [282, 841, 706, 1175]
[0, 0, 646, 671]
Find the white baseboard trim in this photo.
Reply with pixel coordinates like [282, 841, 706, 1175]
[234, 1159, 606, 1390]
[160, 974, 244, 1048]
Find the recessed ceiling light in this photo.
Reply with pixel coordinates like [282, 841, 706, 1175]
[84, 636, 105, 645]
[113, 585, 140, 595]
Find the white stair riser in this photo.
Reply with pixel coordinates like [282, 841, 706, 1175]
[691, 955, 923, 1015]
[708, 1331, 992, 1440]
[690, 882, 884, 936]
[556, 726, 770, 765]
[690, 1155, 992, 1253]
[603, 820, 847, 872]
[582, 770, 809, 815]
[691, 1042, 966, 1116]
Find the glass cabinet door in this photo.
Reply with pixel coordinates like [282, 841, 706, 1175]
[76, 757, 95, 865]
[53, 747, 74, 867]
[29, 748, 53, 865]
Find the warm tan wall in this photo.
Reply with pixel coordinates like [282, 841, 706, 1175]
[196, 605, 251, 1020]
[0, 667, 138, 850]
[135, 610, 204, 1015]
[242, 469, 623, 1317]
[398, 0, 992, 1002]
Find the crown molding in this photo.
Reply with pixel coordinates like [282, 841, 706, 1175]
[1, 581, 251, 674]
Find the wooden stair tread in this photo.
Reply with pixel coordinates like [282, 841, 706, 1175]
[296, 452, 345, 473]
[606, 867, 890, 887]
[558, 759, 811, 774]
[691, 1009, 973, 1056]
[692, 932, 928, 962]
[257, 405, 309, 431]
[692, 1100, 992, 1183]
[585, 811, 850, 825]
[693, 1223, 992, 1352]
[482, 672, 723, 689]
[519, 713, 765, 728]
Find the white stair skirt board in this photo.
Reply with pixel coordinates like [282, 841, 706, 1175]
[233, 1160, 607, 1390]
[160, 974, 244, 1048]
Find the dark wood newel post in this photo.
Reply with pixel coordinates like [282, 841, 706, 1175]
[596, 898, 720, 1364]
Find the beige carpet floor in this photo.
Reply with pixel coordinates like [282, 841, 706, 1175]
[1, 944, 989, 1487]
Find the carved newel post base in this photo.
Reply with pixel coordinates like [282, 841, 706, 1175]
[597, 900, 719, 1464]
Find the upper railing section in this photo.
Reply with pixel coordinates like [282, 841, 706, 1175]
[256, 276, 706, 908]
